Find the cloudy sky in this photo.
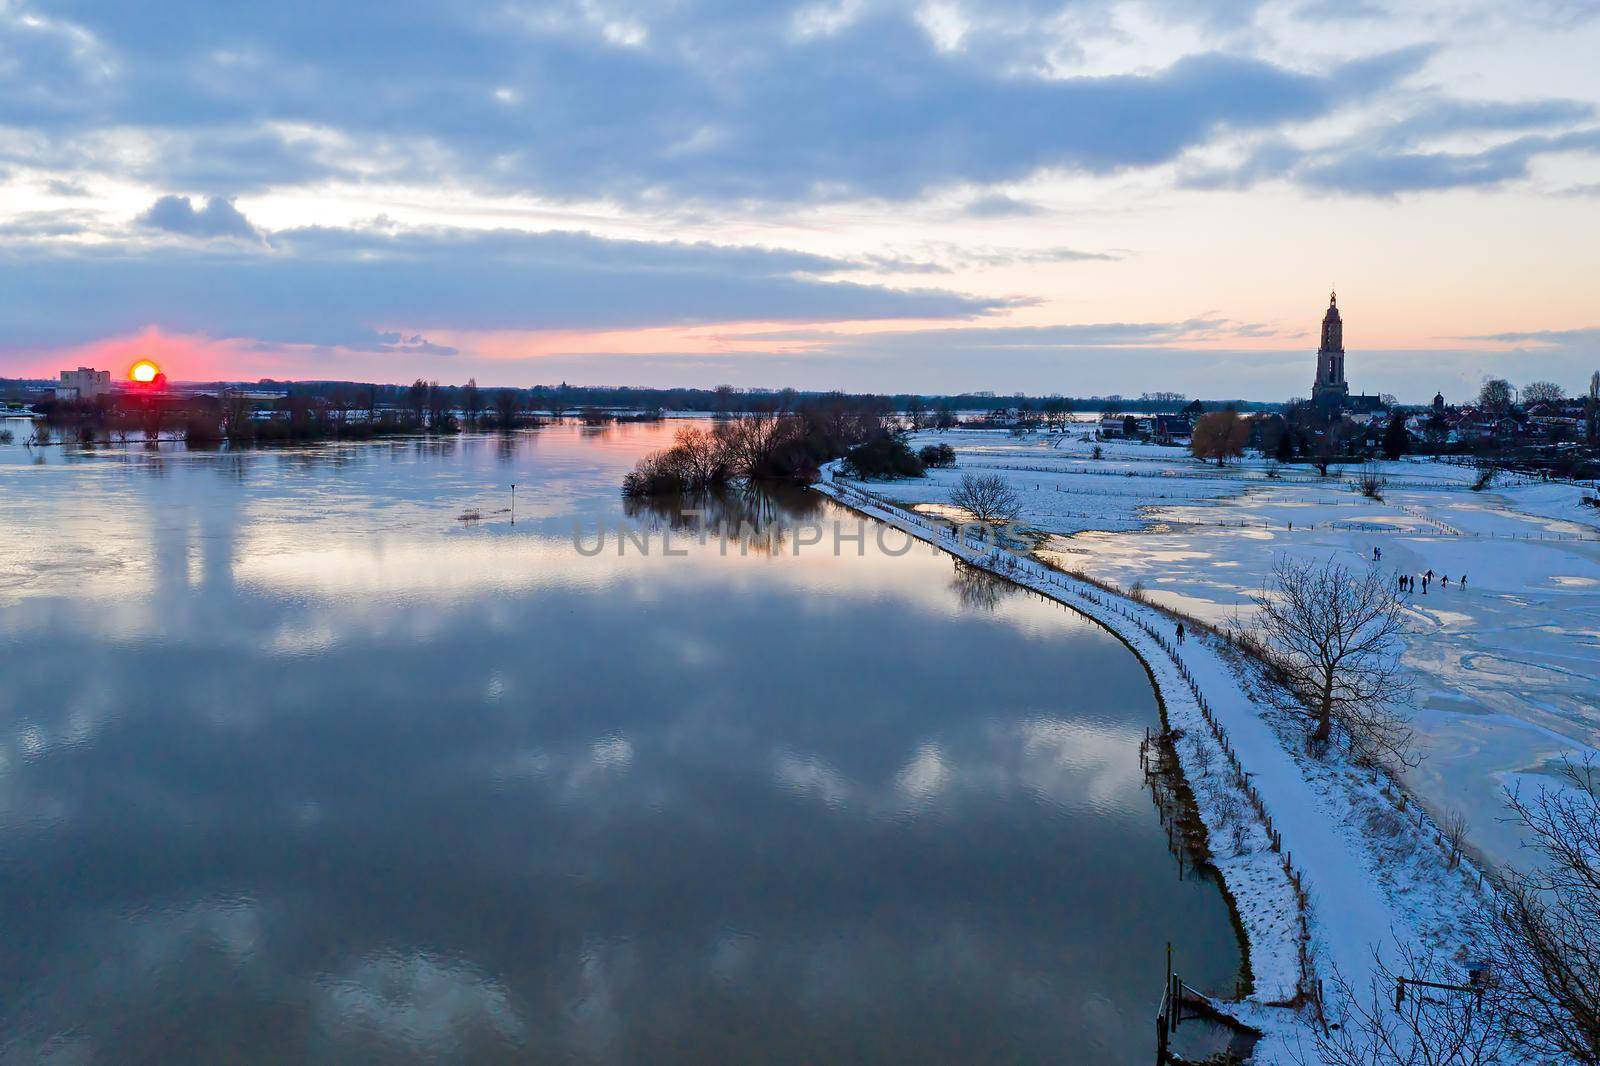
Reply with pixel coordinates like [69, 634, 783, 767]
[3, 0, 1599, 399]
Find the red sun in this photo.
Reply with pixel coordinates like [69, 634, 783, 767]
[129, 359, 160, 383]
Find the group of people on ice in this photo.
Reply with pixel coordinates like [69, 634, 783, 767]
[1372, 546, 1465, 594]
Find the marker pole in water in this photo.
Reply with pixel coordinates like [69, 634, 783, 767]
[511, 483, 516, 525]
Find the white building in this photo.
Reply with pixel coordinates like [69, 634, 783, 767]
[55, 367, 112, 402]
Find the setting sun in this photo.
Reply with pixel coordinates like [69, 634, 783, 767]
[129, 359, 160, 383]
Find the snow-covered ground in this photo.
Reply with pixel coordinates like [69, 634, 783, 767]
[816, 465, 1495, 1062]
[856, 430, 1600, 873]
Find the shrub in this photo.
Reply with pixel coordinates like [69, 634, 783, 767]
[183, 416, 222, 447]
[842, 431, 924, 479]
[918, 443, 956, 468]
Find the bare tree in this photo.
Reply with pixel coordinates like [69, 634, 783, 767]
[714, 412, 801, 477]
[1588, 370, 1599, 444]
[1479, 378, 1514, 414]
[1481, 758, 1600, 1064]
[1358, 462, 1387, 500]
[1313, 425, 1345, 477]
[494, 388, 519, 430]
[950, 472, 1022, 526]
[1296, 942, 1507, 1066]
[1442, 807, 1470, 870]
[1521, 380, 1565, 406]
[221, 389, 254, 441]
[1250, 558, 1413, 761]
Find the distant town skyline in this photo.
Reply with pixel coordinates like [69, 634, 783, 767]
[4, 1, 1599, 400]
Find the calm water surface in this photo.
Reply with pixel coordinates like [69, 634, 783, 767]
[0, 421, 1241, 1064]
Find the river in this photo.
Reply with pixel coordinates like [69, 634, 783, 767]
[0, 419, 1242, 1063]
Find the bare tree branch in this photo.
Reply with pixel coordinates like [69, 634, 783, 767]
[1295, 942, 1507, 1066]
[1481, 757, 1600, 1063]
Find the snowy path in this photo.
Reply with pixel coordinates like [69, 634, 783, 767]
[814, 466, 1422, 1033]
[1179, 641, 1402, 988]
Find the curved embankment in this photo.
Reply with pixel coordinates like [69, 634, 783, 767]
[813, 465, 1427, 1050]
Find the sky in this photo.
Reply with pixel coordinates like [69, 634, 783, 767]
[3, 0, 1600, 401]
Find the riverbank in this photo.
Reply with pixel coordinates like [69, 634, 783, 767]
[815, 463, 1492, 1061]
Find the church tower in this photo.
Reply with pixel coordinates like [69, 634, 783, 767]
[1312, 291, 1349, 408]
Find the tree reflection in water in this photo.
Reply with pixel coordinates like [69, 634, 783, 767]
[950, 560, 1019, 613]
[622, 482, 826, 555]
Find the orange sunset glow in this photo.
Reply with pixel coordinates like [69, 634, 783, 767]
[129, 359, 160, 383]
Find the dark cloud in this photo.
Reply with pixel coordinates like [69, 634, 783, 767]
[1464, 326, 1600, 346]
[0, 2, 1428, 203]
[138, 195, 264, 242]
[1182, 102, 1600, 196]
[0, 224, 1015, 351]
[1299, 128, 1600, 195]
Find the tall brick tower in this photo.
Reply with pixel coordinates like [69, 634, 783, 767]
[1312, 291, 1349, 409]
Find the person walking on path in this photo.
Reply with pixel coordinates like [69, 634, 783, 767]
[1373, 546, 1382, 561]
[1176, 622, 1185, 644]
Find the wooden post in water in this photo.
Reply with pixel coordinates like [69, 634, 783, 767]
[511, 483, 516, 525]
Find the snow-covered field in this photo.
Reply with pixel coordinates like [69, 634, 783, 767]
[852, 430, 1600, 872]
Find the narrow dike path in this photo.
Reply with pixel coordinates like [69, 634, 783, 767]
[814, 465, 1416, 1052]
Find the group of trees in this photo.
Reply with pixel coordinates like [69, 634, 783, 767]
[1189, 404, 1453, 471]
[1478, 377, 1572, 413]
[621, 395, 898, 496]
